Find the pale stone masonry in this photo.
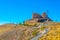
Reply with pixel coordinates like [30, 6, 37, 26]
[32, 12, 52, 22]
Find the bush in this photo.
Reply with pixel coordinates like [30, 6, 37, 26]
[23, 24, 29, 26]
[40, 26, 45, 30]
[32, 29, 38, 36]
[34, 24, 37, 27]
[19, 23, 22, 25]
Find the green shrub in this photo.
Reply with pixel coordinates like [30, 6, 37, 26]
[32, 29, 38, 36]
[19, 23, 22, 25]
[34, 24, 37, 27]
[23, 24, 29, 26]
[40, 26, 45, 30]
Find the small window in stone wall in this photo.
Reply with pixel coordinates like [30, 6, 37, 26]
[37, 19, 47, 22]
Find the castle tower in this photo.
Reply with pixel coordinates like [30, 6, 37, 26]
[42, 12, 48, 18]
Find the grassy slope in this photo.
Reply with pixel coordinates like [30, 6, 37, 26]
[0, 22, 60, 40]
[0, 24, 16, 34]
[0, 24, 39, 40]
[39, 22, 60, 40]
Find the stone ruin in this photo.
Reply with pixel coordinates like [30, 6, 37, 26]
[32, 12, 52, 22]
[25, 12, 52, 26]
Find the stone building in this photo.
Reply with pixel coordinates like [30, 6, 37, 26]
[24, 12, 52, 26]
[32, 13, 42, 19]
[32, 12, 52, 22]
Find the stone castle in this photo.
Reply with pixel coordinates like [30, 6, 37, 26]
[25, 12, 52, 26]
[32, 12, 52, 22]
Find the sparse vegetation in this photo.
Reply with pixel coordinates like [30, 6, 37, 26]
[19, 23, 22, 25]
[40, 26, 46, 30]
[32, 29, 38, 36]
[23, 24, 29, 26]
[0, 22, 60, 40]
[34, 24, 37, 27]
[39, 23, 60, 40]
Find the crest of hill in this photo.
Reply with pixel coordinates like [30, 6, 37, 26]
[0, 24, 16, 27]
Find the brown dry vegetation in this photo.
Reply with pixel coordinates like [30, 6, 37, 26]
[0, 24, 39, 40]
[39, 22, 60, 40]
[0, 22, 60, 40]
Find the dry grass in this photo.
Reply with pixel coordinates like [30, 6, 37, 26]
[39, 22, 60, 40]
[0, 22, 60, 40]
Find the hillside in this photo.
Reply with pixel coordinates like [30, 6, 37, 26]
[0, 24, 16, 34]
[0, 13, 59, 40]
[39, 22, 60, 40]
[0, 22, 60, 40]
[0, 23, 40, 40]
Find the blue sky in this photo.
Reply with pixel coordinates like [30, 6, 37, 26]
[0, 0, 60, 24]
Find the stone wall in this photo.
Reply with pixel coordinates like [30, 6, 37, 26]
[32, 13, 42, 19]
